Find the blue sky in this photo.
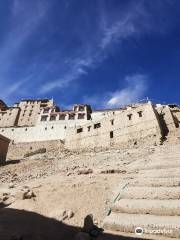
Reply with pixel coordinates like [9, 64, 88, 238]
[0, 0, 180, 109]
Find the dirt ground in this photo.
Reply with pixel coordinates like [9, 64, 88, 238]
[0, 141, 179, 240]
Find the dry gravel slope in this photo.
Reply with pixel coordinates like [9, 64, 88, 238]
[0, 141, 180, 239]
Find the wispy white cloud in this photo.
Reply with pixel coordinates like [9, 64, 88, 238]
[106, 74, 148, 107]
[1, 0, 174, 104]
[0, 1, 48, 66]
[100, 16, 136, 49]
[0, 0, 49, 100]
[1, 74, 35, 102]
[39, 57, 89, 94]
[82, 73, 148, 109]
[39, 1, 151, 95]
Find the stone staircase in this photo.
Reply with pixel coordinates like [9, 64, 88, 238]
[103, 144, 180, 239]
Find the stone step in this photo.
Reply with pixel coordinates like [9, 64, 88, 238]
[112, 199, 180, 216]
[138, 168, 180, 178]
[136, 163, 180, 171]
[130, 177, 180, 187]
[103, 230, 175, 240]
[122, 186, 180, 200]
[128, 160, 180, 172]
[103, 213, 180, 238]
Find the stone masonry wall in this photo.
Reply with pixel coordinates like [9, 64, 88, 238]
[156, 105, 177, 136]
[65, 103, 163, 150]
[7, 139, 64, 160]
[0, 134, 10, 164]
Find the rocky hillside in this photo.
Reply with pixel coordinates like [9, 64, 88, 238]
[0, 139, 180, 239]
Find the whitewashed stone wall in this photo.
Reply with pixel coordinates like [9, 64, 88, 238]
[0, 124, 65, 143]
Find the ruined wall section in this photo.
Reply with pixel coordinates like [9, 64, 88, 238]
[0, 134, 10, 164]
[0, 107, 20, 127]
[156, 105, 177, 136]
[65, 103, 162, 150]
[7, 139, 64, 160]
[170, 107, 180, 128]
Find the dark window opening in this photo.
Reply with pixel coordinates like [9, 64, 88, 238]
[94, 123, 101, 129]
[79, 106, 84, 111]
[41, 100, 48, 103]
[78, 113, 85, 119]
[40, 104, 48, 108]
[110, 131, 114, 138]
[111, 119, 114, 125]
[69, 114, 75, 120]
[41, 115, 48, 121]
[50, 115, 56, 121]
[87, 114, 91, 120]
[43, 108, 49, 114]
[127, 114, 132, 120]
[59, 114, 66, 120]
[138, 111, 143, 117]
[77, 128, 83, 133]
[87, 126, 91, 131]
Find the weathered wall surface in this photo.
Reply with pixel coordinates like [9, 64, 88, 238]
[7, 139, 64, 160]
[0, 134, 10, 164]
[0, 123, 66, 143]
[1, 102, 179, 152]
[16, 99, 54, 127]
[170, 107, 180, 128]
[0, 107, 20, 127]
[156, 105, 177, 136]
[65, 103, 163, 150]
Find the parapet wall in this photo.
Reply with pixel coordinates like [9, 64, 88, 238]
[65, 103, 162, 150]
[0, 123, 66, 143]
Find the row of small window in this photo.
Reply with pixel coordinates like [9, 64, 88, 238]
[76, 111, 143, 134]
[74, 106, 85, 111]
[44, 126, 67, 130]
[41, 113, 85, 121]
[22, 112, 33, 117]
[127, 111, 143, 120]
[0, 112, 7, 116]
[2, 128, 18, 132]
[43, 106, 85, 114]
[0, 126, 56, 132]
[24, 105, 34, 109]
[77, 123, 101, 133]
[19, 118, 32, 122]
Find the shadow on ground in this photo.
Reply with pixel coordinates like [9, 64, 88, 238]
[3, 159, 21, 165]
[0, 206, 149, 240]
